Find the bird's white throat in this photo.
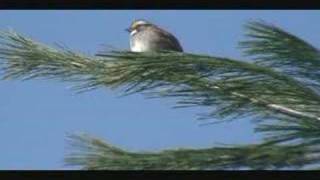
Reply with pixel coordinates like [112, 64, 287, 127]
[130, 41, 148, 52]
[130, 29, 138, 36]
[130, 29, 148, 52]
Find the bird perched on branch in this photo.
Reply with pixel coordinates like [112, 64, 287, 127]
[126, 19, 183, 52]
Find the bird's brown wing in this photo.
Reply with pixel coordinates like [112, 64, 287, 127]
[151, 27, 184, 52]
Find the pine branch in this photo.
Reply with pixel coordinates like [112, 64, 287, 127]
[254, 115, 320, 146]
[100, 51, 320, 122]
[237, 21, 320, 146]
[64, 134, 319, 170]
[240, 21, 320, 89]
[1, 23, 320, 170]
[0, 30, 319, 124]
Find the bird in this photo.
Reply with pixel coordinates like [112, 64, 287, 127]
[126, 19, 183, 53]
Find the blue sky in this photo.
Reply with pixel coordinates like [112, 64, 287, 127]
[0, 10, 319, 170]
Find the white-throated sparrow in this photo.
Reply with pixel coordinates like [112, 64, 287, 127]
[126, 19, 183, 52]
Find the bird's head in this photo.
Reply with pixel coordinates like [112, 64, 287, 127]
[126, 19, 154, 36]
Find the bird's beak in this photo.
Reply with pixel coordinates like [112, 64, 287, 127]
[125, 28, 131, 32]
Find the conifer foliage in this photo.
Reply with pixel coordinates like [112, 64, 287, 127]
[0, 21, 319, 170]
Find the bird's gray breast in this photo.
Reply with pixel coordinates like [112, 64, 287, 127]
[130, 27, 183, 52]
[130, 30, 156, 52]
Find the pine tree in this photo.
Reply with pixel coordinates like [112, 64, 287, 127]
[0, 21, 319, 170]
